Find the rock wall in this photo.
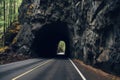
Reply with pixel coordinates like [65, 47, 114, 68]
[75, 0, 120, 75]
[11, 0, 120, 75]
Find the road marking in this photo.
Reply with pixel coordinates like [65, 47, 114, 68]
[12, 60, 53, 80]
[69, 58, 86, 80]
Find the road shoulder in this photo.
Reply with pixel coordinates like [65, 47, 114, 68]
[73, 59, 120, 80]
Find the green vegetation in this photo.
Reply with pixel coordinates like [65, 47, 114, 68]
[57, 41, 66, 53]
[0, 0, 22, 47]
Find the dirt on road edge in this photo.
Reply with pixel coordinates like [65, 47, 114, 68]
[73, 59, 120, 80]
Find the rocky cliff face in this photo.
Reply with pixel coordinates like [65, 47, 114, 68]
[11, 0, 120, 75]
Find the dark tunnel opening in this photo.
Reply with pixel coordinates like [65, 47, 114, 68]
[31, 22, 71, 58]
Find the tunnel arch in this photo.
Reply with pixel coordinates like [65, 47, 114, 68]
[31, 22, 71, 58]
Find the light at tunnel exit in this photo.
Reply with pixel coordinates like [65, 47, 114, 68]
[57, 52, 65, 55]
[57, 41, 66, 55]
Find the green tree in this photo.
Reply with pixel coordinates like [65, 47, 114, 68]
[0, 0, 22, 47]
[57, 41, 66, 53]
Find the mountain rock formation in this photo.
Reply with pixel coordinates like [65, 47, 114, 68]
[9, 0, 120, 75]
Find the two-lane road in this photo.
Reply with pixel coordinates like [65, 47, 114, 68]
[0, 58, 85, 80]
[0, 58, 111, 80]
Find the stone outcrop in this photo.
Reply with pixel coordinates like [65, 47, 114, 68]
[9, 0, 120, 75]
[5, 21, 21, 46]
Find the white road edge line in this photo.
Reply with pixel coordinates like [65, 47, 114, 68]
[12, 60, 53, 80]
[69, 58, 86, 80]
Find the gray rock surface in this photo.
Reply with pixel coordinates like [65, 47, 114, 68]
[11, 0, 120, 75]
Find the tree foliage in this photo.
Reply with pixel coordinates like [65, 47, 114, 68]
[0, 0, 22, 47]
[57, 41, 66, 53]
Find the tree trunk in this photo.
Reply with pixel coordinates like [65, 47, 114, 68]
[3, 0, 6, 46]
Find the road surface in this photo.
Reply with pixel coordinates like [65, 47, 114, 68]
[0, 58, 85, 80]
[0, 58, 110, 80]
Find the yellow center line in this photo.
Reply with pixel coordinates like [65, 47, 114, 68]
[12, 60, 53, 80]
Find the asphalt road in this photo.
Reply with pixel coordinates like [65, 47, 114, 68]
[0, 58, 86, 80]
[1, 52, 109, 80]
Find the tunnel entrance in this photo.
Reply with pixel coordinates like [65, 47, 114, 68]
[31, 22, 70, 58]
